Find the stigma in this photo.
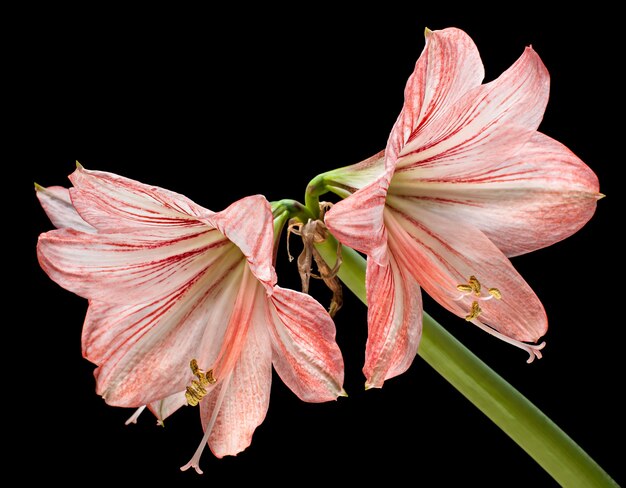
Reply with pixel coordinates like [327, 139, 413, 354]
[455, 276, 545, 362]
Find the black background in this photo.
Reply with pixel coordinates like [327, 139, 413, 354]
[21, 5, 622, 487]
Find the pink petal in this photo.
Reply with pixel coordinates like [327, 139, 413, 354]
[208, 265, 261, 380]
[326, 47, 549, 268]
[321, 150, 385, 198]
[201, 319, 272, 458]
[392, 132, 600, 257]
[384, 202, 547, 343]
[386, 27, 484, 166]
[363, 253, 423, 388]
[35, 185, 95, 232]
[69, 166, 212, 232]
[38, 226, 236, 304]
[324, 178, 390, 265]
[267, 286, 344, 402]
[205, 195, 276, 289]
[393, 46, 549, 176]
[148, 391, 188, 423]
[83, 261, 246, 406]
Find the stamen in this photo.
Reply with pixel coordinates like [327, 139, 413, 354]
[205, 369, 216, 384]
[181, 372, 233, 475]
[457, 276, 539, 361]
[465, 301, 482, 321]
[472, 320, 546, 363]
[125, 405, 147, 425]
[456, 284, 473, 294]
[186, 383, 207, 407]
[456, 276, 503, 303]
[468, 275, 481, 295]
[488, 288, 502, 300]
[185, 359, 216, 407]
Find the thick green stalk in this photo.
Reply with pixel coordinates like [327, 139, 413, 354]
[315, 237, 617, 487]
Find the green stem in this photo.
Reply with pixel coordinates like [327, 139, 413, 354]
[271, 199, 315, 224]
[305, 174, 326, 219]
[315, 237, 617, 487]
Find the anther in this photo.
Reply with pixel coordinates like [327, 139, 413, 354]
[465, 301, 482, 321]
[468, 275, 481, 295]
[456, 284, 473, 294]
[488, 288, 502, 300]
[185, 359, 216, 407]
[205, 369, 216, 384]
[456, 276, 503, 302]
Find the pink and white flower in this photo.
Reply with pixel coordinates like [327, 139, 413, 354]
[324, 27, 600, 388]
[36, 167, 344, 472]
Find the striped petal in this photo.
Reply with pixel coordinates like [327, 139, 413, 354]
[267, 286, 344, 402]
[83, 261, 246, 406]
[393, 46, 549, 176]
[321, 150, 385, 198]
[385, 201, 547, 345]
[69, 165, 211, 232]
[38, 226, 238, 304]
[184, 267, 343, 464]
[364, 253, 423, 389]
[205, 195, 276, 289]
[201, 318, 272, 458]
[35, 185, 95, 232]
[391, 132, 600, 257]
[207, 264, 261, 380]
[386, 27, 484, 166]
[324, 177, 390, 265]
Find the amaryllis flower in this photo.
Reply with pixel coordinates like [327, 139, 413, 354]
[36, 167, 345, 472]
[323, 27, 600, 388]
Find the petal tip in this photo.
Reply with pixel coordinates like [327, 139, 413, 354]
[338, 388, 348, 398]
[34, 182, 45, 192]
[596, 193, 606, 200]
[75, 160, 84, 170]
[364, 381, 382, 391]
[424, 27, 433, 38]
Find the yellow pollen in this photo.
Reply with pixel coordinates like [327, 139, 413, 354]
[185, 383, 207, 407]
[465, 301, 482, 321]
[468, 275, 481, 295]
[457, 276, 503, 300]
[185, 359, 216, 407]
[488, 288, 502, 300]
[456, 284, 473, 293]
[205, 369, 216, 384]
